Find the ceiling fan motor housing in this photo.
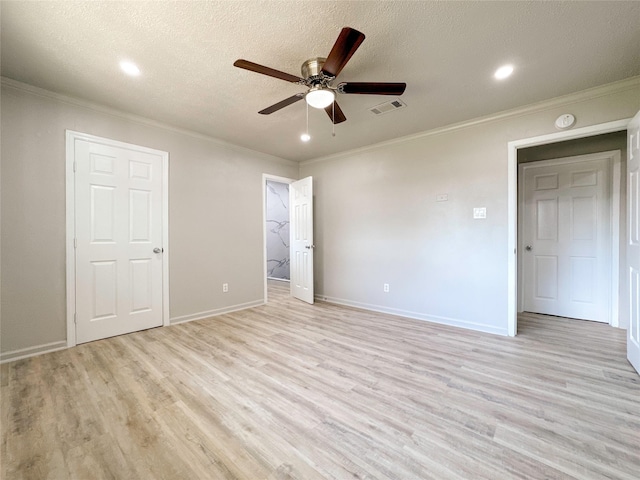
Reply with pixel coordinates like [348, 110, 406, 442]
[302, 57, 331, 84]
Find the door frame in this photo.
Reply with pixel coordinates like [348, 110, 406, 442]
[508, 119, 631, 336]
[517, 150, 621, 325]
[65, 130, 170, 348]
[262, 174, 295, 303]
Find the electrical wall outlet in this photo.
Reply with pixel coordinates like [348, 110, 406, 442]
[222, 283, 229, 293]
[383, 283, 390, 293]
[436, 193, 448, 202]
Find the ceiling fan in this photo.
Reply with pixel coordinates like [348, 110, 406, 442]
[233, 27, 406, 124]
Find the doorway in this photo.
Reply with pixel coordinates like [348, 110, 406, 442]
[518, 149, 621, 323]
[266, 180, 291, 280]
[66, 131, 169, 346]
[262, 175, 294, 303]
[508, 124, 629, 336]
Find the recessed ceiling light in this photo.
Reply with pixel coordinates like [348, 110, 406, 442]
[300, 133, 311, 142]
[120, 61, 140, 76]
[494, 64, 514, 80]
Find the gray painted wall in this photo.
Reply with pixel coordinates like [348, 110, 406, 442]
[265, 181, 290, 280]
[0, 82, 298, 356]
[300, 83, 640, 335]
[2, 78, 639, 357]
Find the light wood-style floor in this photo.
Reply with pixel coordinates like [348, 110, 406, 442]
[2, 281, 639, 479]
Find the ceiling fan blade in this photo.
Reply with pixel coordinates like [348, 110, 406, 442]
[324, 101, 347, 124]
[321, 27, 365, 78]
[339, 82, 407, 95]
[258, 94, 305, 115]
[234, 59, 304, 83]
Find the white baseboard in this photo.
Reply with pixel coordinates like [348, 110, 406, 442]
[1, 340, 68, 364]
[317, 295, 509, 336]
[1, 301, 265, 363]
[0, 298, 505, 363]
[170, 300, 265, 325]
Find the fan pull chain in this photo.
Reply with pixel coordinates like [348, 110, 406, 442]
[300, 101, 310, 142]
[332, 101, 336, 137]
[306, 101, 309, 139]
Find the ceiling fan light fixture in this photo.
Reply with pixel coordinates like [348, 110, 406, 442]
[305, 87, 335, 109]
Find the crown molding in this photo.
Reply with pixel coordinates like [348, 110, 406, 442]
[4, 75, 638, 169]
[0, 76, 297, 167]
[301, 76, 640, 166]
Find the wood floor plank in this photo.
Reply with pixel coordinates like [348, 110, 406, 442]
[2, 281, 639, 479]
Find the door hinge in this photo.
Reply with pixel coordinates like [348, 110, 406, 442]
[74, 238, 77, 249]
[74, 313, 77, 324]
[73, 161, 77, 172]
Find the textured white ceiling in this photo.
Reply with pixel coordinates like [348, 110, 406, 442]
[2, 1, 639, 162]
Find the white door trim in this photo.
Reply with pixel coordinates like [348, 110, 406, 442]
[507, 119, 631, 336]
[517, 150, 621, 325]
[262, 174, 295, 303]
[65, 130, 170, 348]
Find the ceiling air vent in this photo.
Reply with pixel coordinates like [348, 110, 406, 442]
[369, 98, 407, 115]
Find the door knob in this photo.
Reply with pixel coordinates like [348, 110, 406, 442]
[153, 247, 163, 254]
[305, 244, 315, 249]
[525, 245, 532, 251]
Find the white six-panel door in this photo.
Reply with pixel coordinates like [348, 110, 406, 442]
[521, 153, 612, 322]
[290, 176, 314, 304]
[74, 138, 164, 344]
[627, 111, 640, 374]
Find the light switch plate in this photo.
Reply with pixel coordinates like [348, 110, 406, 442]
[473, 207, 486, 219]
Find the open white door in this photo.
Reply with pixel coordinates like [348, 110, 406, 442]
[627, 111, 640, 374]
[290, 176, 314, 304]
